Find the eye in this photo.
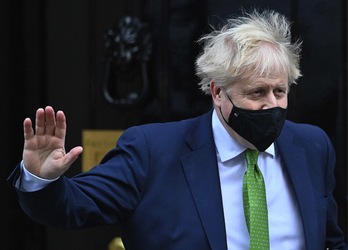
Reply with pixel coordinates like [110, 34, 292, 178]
[274, 88, 287, 97]
[251, 89, 265, 97]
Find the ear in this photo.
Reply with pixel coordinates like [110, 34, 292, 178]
[210, 81, 223, 107]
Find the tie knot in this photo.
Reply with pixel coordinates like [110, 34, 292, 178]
[245, 148, 258, 165]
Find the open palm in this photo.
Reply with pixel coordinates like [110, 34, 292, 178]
[22, 106, 83, 179]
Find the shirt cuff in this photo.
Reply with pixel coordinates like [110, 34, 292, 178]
[17, 161, 59, 192]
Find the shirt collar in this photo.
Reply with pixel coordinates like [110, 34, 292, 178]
[212, 109, 275, 163]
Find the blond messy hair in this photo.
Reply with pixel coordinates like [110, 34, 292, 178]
[195, 9, 302, 95]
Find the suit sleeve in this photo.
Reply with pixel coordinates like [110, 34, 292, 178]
[323, 131, 348, 249]
[7, 126, 150, 229]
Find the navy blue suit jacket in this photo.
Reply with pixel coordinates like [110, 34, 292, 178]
[8, 111, 347, 249]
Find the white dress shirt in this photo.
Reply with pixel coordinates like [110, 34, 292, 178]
[16, 162, 58, 192]
[212, 109, 305, 249]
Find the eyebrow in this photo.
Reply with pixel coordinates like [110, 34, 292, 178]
[248, 80, 288, 88]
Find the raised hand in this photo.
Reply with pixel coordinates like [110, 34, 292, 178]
[22, 106, 83, 179]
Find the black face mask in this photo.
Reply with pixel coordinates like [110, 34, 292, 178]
[220, 96, 287, 152]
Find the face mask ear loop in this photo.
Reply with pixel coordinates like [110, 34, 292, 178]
[219, 107, 230, 125]
[226, 94, 233, 105]
[219, 90, 235, 126]
[225, 92, 238, 108]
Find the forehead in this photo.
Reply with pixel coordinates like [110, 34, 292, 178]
[249, 74, 288, 86]
[227, 73, 289, 91]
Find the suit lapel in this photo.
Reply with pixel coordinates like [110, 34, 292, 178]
[276, 125, 318, 249]
[180, 114, 320, 249]
[181, 111, 228, 250]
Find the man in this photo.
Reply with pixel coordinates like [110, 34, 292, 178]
[8, 9, 347, 249]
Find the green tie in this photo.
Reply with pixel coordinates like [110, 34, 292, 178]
[243, 149, 270, 249]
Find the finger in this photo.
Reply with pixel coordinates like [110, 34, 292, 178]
[46, 146, 83, 179]
[35, 108, 45, 136]
[55, 110, 67, 140]
[23, 118, 34, 141]
[67, 146, 83, 160]
[44, 106, 56, 136]
[63, 146, 83, 167]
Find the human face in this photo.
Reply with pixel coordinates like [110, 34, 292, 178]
[211, 74, 289, 148]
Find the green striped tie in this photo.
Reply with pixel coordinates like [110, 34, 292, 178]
[243, 149, 270, 249]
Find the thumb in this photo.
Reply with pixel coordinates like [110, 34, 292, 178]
[63, 146, 83, 167]
[40, 146, 84, 179]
